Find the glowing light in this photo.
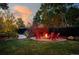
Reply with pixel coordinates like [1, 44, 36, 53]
[45, 33, 48, 38]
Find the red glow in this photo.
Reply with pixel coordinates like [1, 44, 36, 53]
[32, 25, 48, 39]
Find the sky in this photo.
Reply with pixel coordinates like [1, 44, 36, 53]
[8, 3, 41, 20]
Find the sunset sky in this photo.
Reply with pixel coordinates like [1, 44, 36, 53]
[8, 3, 41, 20]
[8, 3, 41, 27]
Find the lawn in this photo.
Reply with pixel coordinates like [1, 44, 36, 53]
[0, 39, 79, 55]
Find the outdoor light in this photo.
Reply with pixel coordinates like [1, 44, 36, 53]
[45, 33, 49, 38]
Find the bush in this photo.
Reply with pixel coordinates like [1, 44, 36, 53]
[0, 32, 18, 40]
[0, 10, 18, 40]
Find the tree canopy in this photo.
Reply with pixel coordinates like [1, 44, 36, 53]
[0, 3, 9, 10]
[34, 3, 79, 28]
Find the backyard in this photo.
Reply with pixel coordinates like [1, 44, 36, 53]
[0, 39, 79, 55]
[0, 3, 79, 55]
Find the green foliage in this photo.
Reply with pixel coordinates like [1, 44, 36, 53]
[0, 20, 17, 38]
[0, 9, 18, 38]
[3, 19, 16, 32]
[0, 3, 16, 33]
[16, 18, 25, 29]
[66, 6, 79, 26]
[0, 17, 5, 32]
[34, 3, 79, 28]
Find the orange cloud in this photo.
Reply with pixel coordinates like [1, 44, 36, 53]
[14, 6, 32, 15]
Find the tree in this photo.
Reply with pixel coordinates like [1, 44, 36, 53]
[16, 18, 25, 29]
[0, 17, 5, 32]
[3, 19, 16, 32]
[0, 12, 18, 38]
[0, 3, 18, 38]
[0, 3, 9, 33]
[0, 3, 9, 10]
[34, 3, 73, 28]
[66, 6, 79, 27]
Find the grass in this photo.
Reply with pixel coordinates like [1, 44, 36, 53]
[0, 39, 79, 55]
